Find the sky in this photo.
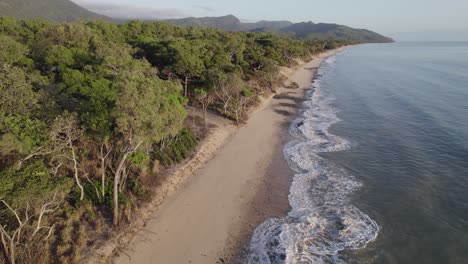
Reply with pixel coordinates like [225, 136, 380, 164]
[71, 0, 468, 41]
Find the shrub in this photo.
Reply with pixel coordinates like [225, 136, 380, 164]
[152, 128, 198, 167]
[0, 160, 73, 207]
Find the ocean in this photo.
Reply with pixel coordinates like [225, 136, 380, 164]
[248, 42, 468, 263]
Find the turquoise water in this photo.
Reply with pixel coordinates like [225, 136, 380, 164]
[248, 42, 468, 263]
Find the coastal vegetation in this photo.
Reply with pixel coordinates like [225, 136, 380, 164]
[0, 17, 348, 263]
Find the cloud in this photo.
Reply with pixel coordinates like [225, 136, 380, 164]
[192, 5, 215, 12]
[71, 0, 188, 20]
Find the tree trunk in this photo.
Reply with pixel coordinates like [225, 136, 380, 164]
[100, 144, 106, 198]
[113, 153, 128, 226]
[101, 157, 106, 197]
[99, 143, 112, 198]
[120, 166, 128, 193]
[71, 146, 84, 201]
[223, 102, 228, 115]
[9, 240, 15, 264]
[184, 76, 189, 98]
[203, 107, 207, 127]
[113, 141, 142, 226]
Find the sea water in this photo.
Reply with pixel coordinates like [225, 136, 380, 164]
[248, 42, 468, 264]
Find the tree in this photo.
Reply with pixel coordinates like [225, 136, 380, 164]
[221, 32, 247, 66]
[84, 20, 124, 42]
[38, 23, 94, 51]
[97, 141, 112, 198]
[0, 195, 60, 264]
[49, 113, 85, 201]
[231, 89, 254, 123]
[153, 39, 205, 97]
[0, 35, 30, 66]
[0, 114, 48, 170]
[110, 60, 186, 225]
[213, 73, 244, 116]
[194, 88, 214, 127]
[0, 36, 41, 117]
[0, 159, 70, 264]
[0, 66, 41, 117]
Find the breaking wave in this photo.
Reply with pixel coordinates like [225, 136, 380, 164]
[248, 56, 379, 264]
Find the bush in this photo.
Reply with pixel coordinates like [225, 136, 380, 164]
[0, 160, 73, 207]
[152, 128, 198, 167]
[128, 150, 149, 168]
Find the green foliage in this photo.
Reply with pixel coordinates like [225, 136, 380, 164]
[0, 35, 30, 65]
[0, 114, 48, 154]
[194, 88, 208, 97]
[0, 66, 40, 116]
[0, 160, 73, 207]
[153, 128, 198, 167]
[84, 20, 124, 42]
[126, 176, 147, 198]
[128, 151, 149, 168]
[241, 88, 254, 97]
[69, 179, 113, 210]
[113, 61, 187, 144]
[43, 45, 76, 70]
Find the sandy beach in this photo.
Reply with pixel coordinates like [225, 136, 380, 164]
[115, 48, 343, 264]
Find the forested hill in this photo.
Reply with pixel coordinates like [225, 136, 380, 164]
[0, 17, 349, 263]
[164, 15, 393, 43]
[277, 22, 394, 43]
[0, 0, 112, 22]
[165, 15, 293, 32]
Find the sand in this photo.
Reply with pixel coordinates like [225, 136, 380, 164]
[115, 48, 343, 264]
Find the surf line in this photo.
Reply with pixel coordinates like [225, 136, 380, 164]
[248, 55, 380, 264]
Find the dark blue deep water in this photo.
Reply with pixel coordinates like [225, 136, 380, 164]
[325, 42, 468, 264]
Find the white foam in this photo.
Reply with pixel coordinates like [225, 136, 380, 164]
[248, 55, 379, 264]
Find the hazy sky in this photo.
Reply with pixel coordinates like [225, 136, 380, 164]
[72, 0, 468, 41]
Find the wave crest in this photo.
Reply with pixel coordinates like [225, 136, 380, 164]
[248, 55, 379, 264]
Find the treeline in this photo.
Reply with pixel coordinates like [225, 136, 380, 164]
[0, 17, 347, 263]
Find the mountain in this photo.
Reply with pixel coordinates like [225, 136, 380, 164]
[0, 0, 112, 22]
[165, 15, 247, 31]
[244, 20, 293, 31]
[165, 15, 293, 32]
[0, 1, 392, 43]
[164, 15, 393, 43]
[278, 22, 393, 43]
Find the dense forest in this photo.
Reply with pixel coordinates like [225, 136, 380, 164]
[0, 17, 348, 263]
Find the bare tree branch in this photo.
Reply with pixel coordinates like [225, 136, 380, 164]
[0, 196, 60, 264]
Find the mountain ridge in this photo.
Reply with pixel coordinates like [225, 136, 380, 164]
[164, 14, 294, 32]
[0, 0, 112, 22]
[163, 15, 393, 43]
[0, 0, 393, 43]
[278, 22, 393, 42]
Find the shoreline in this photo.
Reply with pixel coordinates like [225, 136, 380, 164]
[225, 48, 345, 263]
[108, 48, 345, 264]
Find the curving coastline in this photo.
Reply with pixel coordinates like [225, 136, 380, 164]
[248, 53, 379, 263]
